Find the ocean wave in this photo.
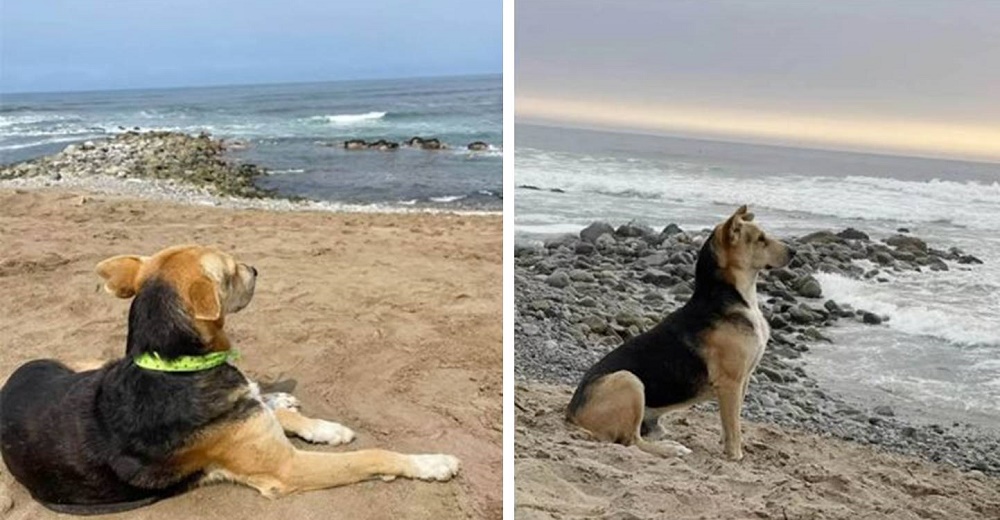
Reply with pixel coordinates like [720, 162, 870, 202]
[429, 195, 466, 203]
[307, 111, 387, 125]
[814, 271, 1000, 347]
[516, 149, 1000, 231]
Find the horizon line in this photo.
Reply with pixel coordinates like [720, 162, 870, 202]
[517, 95, 1000, 165]
[517, 119, 1000, 168]
[0, 70, 503, 97]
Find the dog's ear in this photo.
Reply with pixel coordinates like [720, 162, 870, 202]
[188, 277, 221, 321]
[95, 255, 146, 298]
[721, 206, 748, 245]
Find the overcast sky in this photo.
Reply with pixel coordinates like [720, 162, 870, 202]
[516, 0, 1000, 162]
[0, 0, 501, 93]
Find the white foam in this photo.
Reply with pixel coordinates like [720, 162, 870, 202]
[429, 195, 465, 203]
[516, 149, 1000, 231]
[814, 271, 999, 347]
[309, 111, 387, 125]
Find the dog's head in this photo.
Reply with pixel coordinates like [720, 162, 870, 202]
[96, 245, 257, 354]
[713, 205, 794, 273]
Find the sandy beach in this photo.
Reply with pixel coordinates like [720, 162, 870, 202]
[0, 188, 501, 519]
[516, 384, 1000, 520]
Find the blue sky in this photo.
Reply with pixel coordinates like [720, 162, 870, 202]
[0, 0, 501, 93]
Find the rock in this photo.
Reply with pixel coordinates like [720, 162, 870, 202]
[615, 221, 653, 238]
[578, 296, 598, 307]
[580, 222, 615, 243]
[957, 254, 983, 265]
[614, 309, 644, 327]
[544, 234, 576, 249]
[861, 312, 882, 325]
[886, 234, 928, 253]
[575, 241, 596, 255]
[638, 253, 669, 267]
[581, 314, 608, 334]
[794, 275, 823, 298]
[789, 304, 818, 324]
[569, 269, 595, 283]
[837, 228, 870, 240]
[640, 269, 674, 287]
[528, 300, 551, 312]
[799, 230, 845, 245]
[594, 233, 617, 251]
[467, 141, 490, 151]
[660, 223, 683, 237]
[546, 270, 571, 288]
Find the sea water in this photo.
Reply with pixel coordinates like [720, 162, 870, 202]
[0, 74, 501, 210]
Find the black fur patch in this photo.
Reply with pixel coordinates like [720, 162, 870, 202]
[0, 277, 259, 513]
[569, 234, 750, 415]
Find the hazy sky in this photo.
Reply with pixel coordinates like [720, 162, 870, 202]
[517, 0, 1000, 162]
[0, 0, 501, 93]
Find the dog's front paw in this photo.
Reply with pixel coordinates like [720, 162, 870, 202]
[407, 454, 460, 481]
[300, 420, 355, 445]
[725, 447, 744, 461]
[261, 392, 301, 411]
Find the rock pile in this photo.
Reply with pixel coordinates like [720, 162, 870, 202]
[515, 220, 997, 475]
[0, 131, 273, 198]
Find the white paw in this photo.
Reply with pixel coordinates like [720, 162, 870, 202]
[655, 440, 693, 456]
[408, 454, 460, 481]
[261, 392, 301, 411]
[299, 420, 355, 445]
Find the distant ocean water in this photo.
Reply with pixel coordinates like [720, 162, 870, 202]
[0, 74, 502, 210]
[515, 123, 1000, 429]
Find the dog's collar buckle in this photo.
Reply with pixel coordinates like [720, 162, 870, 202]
[133, 350, 240, 372]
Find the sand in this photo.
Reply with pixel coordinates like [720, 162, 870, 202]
[0, 188, 501, 519]
[515, 383, 1000, 520]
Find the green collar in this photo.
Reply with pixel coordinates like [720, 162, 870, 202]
[133, 350, 239, 372]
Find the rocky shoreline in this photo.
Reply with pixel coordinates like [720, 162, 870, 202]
[0, 131, 273, 199]
[514, 221, 999, 476]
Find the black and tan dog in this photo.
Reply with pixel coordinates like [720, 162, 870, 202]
[0, 245, 459, 515]
[567, 206, 794, 460]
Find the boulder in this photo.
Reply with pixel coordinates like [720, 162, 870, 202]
[580, 222, 615, 243]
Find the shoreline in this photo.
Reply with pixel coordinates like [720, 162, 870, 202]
[0, 131, 502, 216]
[514, 220, 1000, 477]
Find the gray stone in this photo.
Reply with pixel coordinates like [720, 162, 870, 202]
[886, 234, 928, 253]
[874, 405, 895, 417]
[794, 275, 823, 298]
[569, 269, 595, 282]
[580, 221, 615, 243]
[545, 270, 571, 288]
[837, 228, 870, 240]
[661, 223, 683, 237]
[862, 312, 882, 325]
[615, 221, 653, 238]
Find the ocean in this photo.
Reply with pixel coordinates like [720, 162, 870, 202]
[515, 123, 1000, 429]
[0, 74, 502, 210]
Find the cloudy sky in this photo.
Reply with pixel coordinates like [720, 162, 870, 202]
[516, 0, 1000, 162]
[0, 0, 501, 93]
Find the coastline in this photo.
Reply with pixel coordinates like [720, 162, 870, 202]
[0, 184, 501, 518]
[0, 131, 501, 216]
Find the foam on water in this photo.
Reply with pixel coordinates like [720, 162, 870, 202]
[814, 271, 999, 347]
[309, 111, 387, 125]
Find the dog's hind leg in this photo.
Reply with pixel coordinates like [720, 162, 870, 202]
[181, 412, 458, 497]
[569, 371, 691, 457]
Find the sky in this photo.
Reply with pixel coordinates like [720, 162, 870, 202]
[0, 0, 501, 93]
[516, 0, 1000, 163]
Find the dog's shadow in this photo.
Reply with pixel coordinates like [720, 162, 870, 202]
[256, 378, 298, 395]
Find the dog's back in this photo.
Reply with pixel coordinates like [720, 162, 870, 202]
[0, 360, 181, 514]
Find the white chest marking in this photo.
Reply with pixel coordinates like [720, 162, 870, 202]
[742, 290, 770, 373]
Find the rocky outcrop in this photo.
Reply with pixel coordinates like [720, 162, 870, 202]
[0, 131, 272, 198]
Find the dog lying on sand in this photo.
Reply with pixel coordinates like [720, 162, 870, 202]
[0, 245, 459, 515]
[567, 206, 794, 460]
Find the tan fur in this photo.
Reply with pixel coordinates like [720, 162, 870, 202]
[571, 371, 695, 457]
[171, 411, 431, 497]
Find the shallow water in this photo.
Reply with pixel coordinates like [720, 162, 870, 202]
[515, 123, 1000, 426]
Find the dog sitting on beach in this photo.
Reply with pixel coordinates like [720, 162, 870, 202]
[0, 245, 459, 515]
[566, 206, 794, 460]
